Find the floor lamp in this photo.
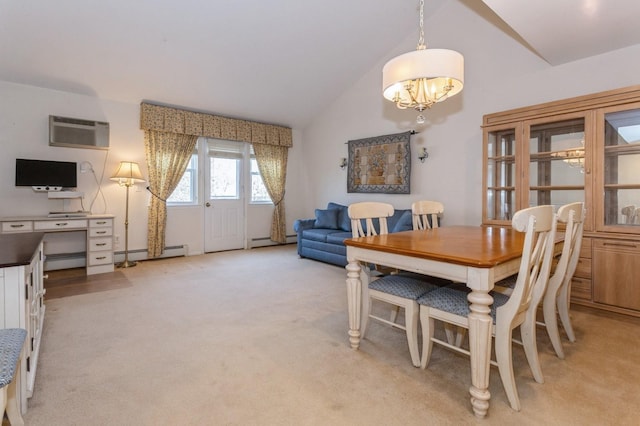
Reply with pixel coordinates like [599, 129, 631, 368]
[110, 161, 145, 268]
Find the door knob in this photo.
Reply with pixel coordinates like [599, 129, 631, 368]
[205, 202, 211, 207]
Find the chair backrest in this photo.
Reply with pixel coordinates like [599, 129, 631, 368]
[551, 202, 585, 290]
[411, 201, 444, 230]
[500, 205, 557, 324]
[348, 202, 394, 238]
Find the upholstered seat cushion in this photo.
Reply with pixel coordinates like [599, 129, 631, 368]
[417, 285, 510, 323]
[370, 274, 441, 300]
[0, 328, 27, 387]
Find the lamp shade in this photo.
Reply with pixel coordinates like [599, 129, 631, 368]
[383, 48, 464, 105]
[110, 161, 145, 185]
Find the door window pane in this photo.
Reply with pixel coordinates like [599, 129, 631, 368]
[210, 157, 240, 199]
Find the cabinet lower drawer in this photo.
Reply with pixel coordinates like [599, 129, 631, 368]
[574, 257, 591, 279]
[593, 239, 640, 311]
[88, 251, 113, 266]
[571, 277, 592, 300]
[1, 221, 33, 233]
[89, 237, 113, 252]
[579, 237, 592, 259]
[34, 220, 88, 231]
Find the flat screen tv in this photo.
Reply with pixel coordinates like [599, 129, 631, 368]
[15, 158, 77, 189]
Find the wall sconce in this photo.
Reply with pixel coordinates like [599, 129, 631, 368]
[418, 147, 429, 163]
[340, 158, 347, 170]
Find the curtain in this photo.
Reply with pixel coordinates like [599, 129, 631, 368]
[144, 130, 198, 258]
[252, 143, 288, 243]
[140, 102, 293, 250]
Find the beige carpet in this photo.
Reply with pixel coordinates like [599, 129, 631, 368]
[23, 245, 640, 425]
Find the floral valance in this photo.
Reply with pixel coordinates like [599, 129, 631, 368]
[139, 102, 292, 147]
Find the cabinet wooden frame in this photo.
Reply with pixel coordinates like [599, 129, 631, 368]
[482, 84, 640, 317]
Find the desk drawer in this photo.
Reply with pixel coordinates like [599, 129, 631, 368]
[89, 237, 113, 252]
[88, 251, 113, 266]
[89, 227, 113, 237]
[90, 218, 113, 228]
[2, 221, 33, 233]
[34, 220, 87, 231]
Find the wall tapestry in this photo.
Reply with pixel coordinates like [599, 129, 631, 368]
[347, 131, 411, 194]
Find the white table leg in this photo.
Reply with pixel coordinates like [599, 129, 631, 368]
[467, 288, 494, 419]
[345, 259, 363, 349]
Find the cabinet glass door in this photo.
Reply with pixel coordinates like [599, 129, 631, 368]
[485, 126, 517, 222]
[602, 108, 640, 227]
[527, 117, 585, 210]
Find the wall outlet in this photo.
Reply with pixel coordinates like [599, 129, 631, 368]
[114, 235, 120, 245]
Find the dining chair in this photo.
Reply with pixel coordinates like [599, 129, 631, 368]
[348, 202, 441, 367]
[418, 205, 557, 411]
[541, 202, 584, 359]
[411, 200, 444, 230]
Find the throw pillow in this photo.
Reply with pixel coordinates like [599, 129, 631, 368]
[314, 208, 339, 229]
[392, 210, 413, 233]
[327, 202, 352, 232]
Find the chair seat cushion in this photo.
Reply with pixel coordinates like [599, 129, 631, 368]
[369, 275, 441, 300]
[0, 328, 27, 387]
[417, 285, 510, 322]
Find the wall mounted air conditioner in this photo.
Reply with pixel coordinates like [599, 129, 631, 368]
[49, 115, 109, 150]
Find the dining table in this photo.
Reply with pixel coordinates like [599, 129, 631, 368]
[344, 225, 526, 419]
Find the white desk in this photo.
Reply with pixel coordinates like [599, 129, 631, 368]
[0, 215, 115, 275]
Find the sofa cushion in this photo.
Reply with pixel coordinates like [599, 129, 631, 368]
[302, 228, 341, 243]
[314, 208, 339, 229]
[327, 202, 351, 232]
[326, 231, 352, 245]
[391, 210, 413, 233]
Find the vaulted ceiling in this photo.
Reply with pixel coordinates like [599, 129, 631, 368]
[1, 0, 639, 129]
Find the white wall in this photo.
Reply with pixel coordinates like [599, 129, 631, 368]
[0, 81, 306, 258]
[299, 0, 640, 226]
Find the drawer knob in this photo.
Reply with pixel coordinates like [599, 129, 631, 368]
[96, 231, 107, 234]
[96, 256, 107, 260]
[10, 224, 24, 228]
[96, 243, 107, 246]
[55, 222, 68, 226]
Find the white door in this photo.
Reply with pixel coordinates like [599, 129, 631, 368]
[204, 140, 245, 252]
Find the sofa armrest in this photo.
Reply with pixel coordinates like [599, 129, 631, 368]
[293, 218, 315, 233]
[293, 219, 316, 256]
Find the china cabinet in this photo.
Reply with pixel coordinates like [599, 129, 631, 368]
[483, 85, 640, 317]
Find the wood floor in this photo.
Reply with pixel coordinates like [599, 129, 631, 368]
[44, 267, 132, 299]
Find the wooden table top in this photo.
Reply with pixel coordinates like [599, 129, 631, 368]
[0, 233, 45, 268]
[344, 226, 526, 268]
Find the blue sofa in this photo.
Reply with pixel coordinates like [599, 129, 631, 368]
[293, 202, 413, 267]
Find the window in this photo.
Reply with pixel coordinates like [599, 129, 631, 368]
[250, 147, 271, 204]
[210, 156, 240, 199]
[167, 152, 198, 204]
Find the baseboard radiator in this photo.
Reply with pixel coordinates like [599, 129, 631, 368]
[250, 234, 297, 248]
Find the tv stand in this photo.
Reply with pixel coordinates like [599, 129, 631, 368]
[0, 214, 114, 275]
